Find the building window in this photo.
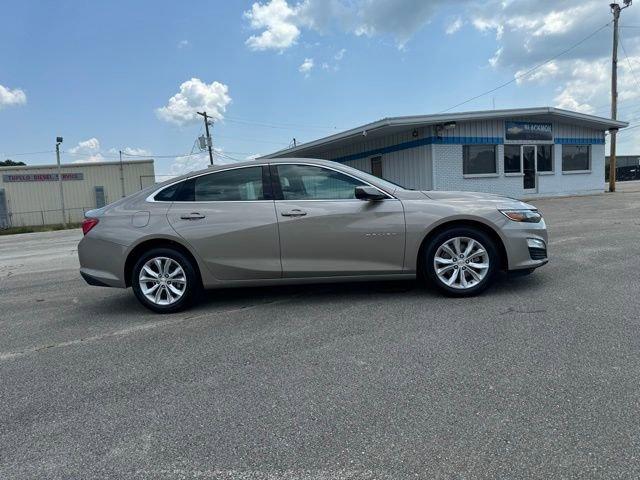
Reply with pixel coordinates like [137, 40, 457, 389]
[562, 145, 590, 172]
[537, 145, 553, 172]
[504, 145, 521, 173]
[371, 156, 383, 178]
[94, 186, 106, 208]
[463, 145, 497, 175]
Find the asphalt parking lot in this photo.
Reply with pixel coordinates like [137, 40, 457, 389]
[2, 191, 640, 479]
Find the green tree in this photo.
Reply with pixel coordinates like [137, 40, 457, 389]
[0, 159, 26, 166]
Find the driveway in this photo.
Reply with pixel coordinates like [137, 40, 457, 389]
[1, 192, 639, 479]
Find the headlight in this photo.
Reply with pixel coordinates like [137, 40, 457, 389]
[499, 209, 542, 223]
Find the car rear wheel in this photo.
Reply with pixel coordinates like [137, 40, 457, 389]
[131, 247, 198, 313]
[424, 227, 498, 296]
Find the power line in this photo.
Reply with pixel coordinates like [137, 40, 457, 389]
[224, 116, 343, 131]
[617, 123, 640, 133]
[620, 32, 640, 91]
[3, 150, 55, 157]
[439, 21, 613, 113]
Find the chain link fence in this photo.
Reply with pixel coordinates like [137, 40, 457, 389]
[0, 174, 172, 230]
[0, 207, 92, 229]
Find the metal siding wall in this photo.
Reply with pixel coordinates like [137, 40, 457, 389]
[0, 161, 154, 226]
[344, 158, 371, 173]
[438, 120, 503, 141]
[381, 145, 432, 190]
[336, 129, 433, 190]
[554, 121, 604, 142]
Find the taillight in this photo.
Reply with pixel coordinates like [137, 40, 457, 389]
[82, 217, 99, 235]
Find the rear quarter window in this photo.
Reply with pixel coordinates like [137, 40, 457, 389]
[154, 182, 182, 202]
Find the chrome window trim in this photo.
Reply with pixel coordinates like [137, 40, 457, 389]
[146, 161, 396, 203]
[146, 163, 270, 203]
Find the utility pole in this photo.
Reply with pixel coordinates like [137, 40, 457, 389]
[119, 150, 126, 198]
[55, 137, 67, 228]
[197, 111, 214, 165]
[609, 0, 632, 193]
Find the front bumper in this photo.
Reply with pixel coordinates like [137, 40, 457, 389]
[500, 217, 549, 271]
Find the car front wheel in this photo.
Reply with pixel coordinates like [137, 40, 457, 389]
[131, 247, 198, 313]
[424, 227, 498, 296]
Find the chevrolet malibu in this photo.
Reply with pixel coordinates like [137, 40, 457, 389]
[78, 158, 548, 313]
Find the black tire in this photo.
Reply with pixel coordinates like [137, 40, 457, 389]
[423, 227, 499, 297]
[131, 247, 199, 313]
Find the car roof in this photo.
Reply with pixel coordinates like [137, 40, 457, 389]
[175, 157, 339, 181]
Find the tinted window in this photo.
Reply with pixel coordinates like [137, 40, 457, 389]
[193, 166, 265, 201]
[154, 182, 181, 201]
[537, 145, 553, 172]
[276, 164, 365, 200]
[562, 145, 590, 171]
[463, 145, 497, 175]
[504, 145, 521, 173]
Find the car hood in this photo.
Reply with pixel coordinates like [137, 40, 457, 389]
[420, 190, 536, 209]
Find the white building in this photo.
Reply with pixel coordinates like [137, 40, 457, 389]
[0, 159, 155, 227]
[262, 107, 627, 198]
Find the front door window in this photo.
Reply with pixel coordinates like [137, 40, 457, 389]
[522, 145, 536, 190]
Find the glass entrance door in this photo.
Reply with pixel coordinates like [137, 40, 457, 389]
[522, 145, 537, 191]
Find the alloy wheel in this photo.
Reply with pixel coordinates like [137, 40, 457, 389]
[138, 257, 187, 306]
[433, 237, 490, 290]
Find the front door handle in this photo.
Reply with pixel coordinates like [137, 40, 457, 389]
[180, 212, 206, 220]
[281, 209, 307, 217]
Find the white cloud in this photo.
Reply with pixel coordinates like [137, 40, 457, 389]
[334, 48, 346, 60]
[0, 84, 27, 109]
[299, 57, 314, 75]
[445, 17, 463, 35]
[69, 139, 152, 163]
[515, 61, 560, 85]
[68, 137, 100, 154]
[156, 78, 231, 126]
[167, 149, 241, 177]
[168, 153, 211, 177]
[68, 138, 103, 163]
[244, 0, 301, 51]
[108, 147, 153, 156]
[177, 39, 190, 49]
[244, 0, 473, 51]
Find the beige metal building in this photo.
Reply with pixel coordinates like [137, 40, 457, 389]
[0, 159, 155, 227]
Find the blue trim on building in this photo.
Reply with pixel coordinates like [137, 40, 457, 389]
[333, 136, 503, 163]
[555, 137, 605, 145]
[332, 135, 605, 163]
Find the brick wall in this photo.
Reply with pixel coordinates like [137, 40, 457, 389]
[432, 143, 605, 198]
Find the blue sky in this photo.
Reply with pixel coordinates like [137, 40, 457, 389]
[2, 0, 640, 176]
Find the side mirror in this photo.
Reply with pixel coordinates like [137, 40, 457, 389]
[355, 185, 386, 201]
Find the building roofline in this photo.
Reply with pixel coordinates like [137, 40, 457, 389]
[260, 107, 629, 159]
[0, 159, 154, 171]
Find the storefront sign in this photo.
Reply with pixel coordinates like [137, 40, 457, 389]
[2, 173, 84, 182]
[505, 121, 553, 141]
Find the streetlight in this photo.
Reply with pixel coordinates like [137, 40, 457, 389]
[55, 136, 67, 227]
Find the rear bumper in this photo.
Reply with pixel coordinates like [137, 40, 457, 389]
[80, 270, 114, 288]
[78, 235, 127, 288]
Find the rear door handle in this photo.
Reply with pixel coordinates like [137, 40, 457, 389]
[281, 209, 307, 217]
[180, 212, 206, 220]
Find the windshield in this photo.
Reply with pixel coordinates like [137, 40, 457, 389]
[337, 164, 409, 191]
